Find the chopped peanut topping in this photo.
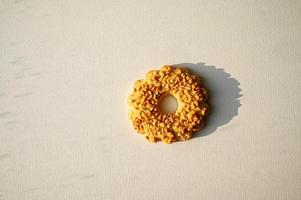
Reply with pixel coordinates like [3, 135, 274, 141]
[128, 65, 209, 144]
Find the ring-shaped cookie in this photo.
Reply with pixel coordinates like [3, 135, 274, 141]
[128, 65, 209, 143]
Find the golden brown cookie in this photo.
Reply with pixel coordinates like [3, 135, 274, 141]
[128, 65, 209, 143]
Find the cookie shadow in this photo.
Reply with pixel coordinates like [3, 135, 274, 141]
[174, 63, 242, 138]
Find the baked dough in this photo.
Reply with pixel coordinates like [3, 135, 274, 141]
[128, 65, 209, 143]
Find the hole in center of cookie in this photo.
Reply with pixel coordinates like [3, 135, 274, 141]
[158, 94, 178, 114]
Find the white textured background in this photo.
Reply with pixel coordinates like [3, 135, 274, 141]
[0, 0, 300, 199]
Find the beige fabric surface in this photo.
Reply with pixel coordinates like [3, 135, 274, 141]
[0, 0, 300, 199]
